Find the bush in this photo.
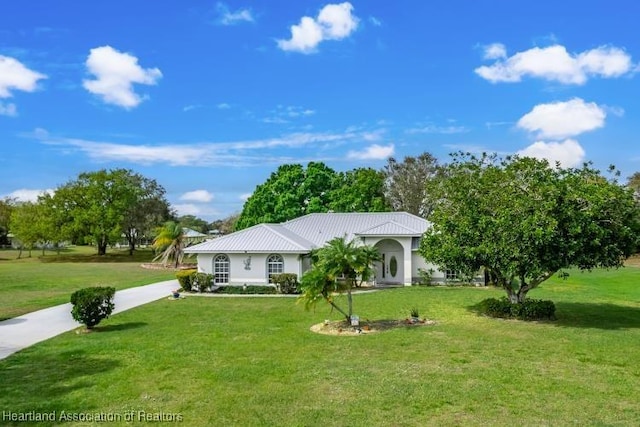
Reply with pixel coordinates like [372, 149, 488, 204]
[214, 285, 277, 295]
[176, 269, 197, 292]
[192, 273, 214, 293]
[70, 286, 116, 329]
[271, 273, 300, 294]
[477, 297, 556, 321]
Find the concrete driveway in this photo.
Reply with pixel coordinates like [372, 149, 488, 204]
[0, 279, 179, 360]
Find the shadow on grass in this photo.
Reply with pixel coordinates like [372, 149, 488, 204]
[38, 251, 154, 263]
[553, 302, 640, 330]
[96, 321, 147, 332]
[0, 349, 120, 416]
[467, 301, 640, 330]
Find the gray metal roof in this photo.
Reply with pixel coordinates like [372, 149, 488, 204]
[184, 223, 314, 253]
[185, 212, 430, 254]
[355, 220, 421, 236]
[183, 228, 207, 238]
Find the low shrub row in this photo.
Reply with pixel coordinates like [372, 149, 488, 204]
[175, 271, 300, 294]
[477, 297, 556, 320]
[214, 285, 278, 295]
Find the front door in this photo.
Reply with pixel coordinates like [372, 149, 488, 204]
[377, 250, 402, 284]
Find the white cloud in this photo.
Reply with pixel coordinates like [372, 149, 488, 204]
[517, 139, 585, 168]
[369, 16, 382, 27]
[517, 98, 606, 138]
[0, 55, 47, 98]
[239, 193, 252, 201]
[347, 143, 394, 160]
[6, 188, 54, 202]
[34, 128, 370, 166]
[217, 103, 231, 110]
[173, 203, 220, 219]
[216, 3, 254, 25]
[0, 102, 17, 117]
[406, 124, 469, 134]
[483, 43, 507, 60]
[180, 190, 214, 203]
[277, 2, 359, 54]
[475, 44, 633, 84]
[83, 46, 162, 109]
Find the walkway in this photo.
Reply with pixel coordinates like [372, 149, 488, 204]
[0, 279, 179, 361]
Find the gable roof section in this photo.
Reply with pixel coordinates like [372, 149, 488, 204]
[184, 223, 314, 254]
[355, 220, 421, 236]
[183, 227, 207, 238]
[185, 212, 430, 254]
[283, 212, 429, 246]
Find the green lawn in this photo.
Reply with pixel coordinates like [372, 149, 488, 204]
[1, 266, 639, 426]
[0, 246, 177, 320]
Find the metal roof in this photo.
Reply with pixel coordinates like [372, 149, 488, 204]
[182, 228, 207, 238]
[184, 223, 314, 253]
[283, 212, 429, 246]
[355, 220, 421, 236]
[185, 212, 430, 254]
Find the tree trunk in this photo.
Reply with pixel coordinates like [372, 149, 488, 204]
[128, 241, 135, 256]
[347, 288, 353, 319]
[97, 241, 107, 256]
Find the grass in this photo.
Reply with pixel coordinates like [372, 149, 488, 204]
[0, 266, 639, 426]
[0, 246, 178, 320]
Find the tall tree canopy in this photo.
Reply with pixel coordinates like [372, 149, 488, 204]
[0, 198, 14, 246]
[50, 169, 171, 255]
[236, 162, 389, 230]
[327, 168, 390, 213]
[383, 152, 439, 218]
[8, 201, 49, 257]
[178, 215, 210, 234]
[420, 153, 640, 303]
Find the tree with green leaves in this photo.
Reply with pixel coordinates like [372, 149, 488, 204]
[8, 201, 54, 258]
[299, 237, 381, 322]
[120, 173, 173, 255]
[152, 221, 186, 268]
[383, 152, 439, 217]
[328, 168, 390, 212]
[420, 153, 640, 303]
[0, 198, 14, 246]
[237, 162, 390, 230]
[210, 213, 239, 235]
[178, 215, 210, 234]
[49, 169, 170, 255]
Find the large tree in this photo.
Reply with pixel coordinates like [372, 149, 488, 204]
[51, 169, 170, 255]
[327, 168, 390, 212]
[8, 201, 53, 257]
[0, 198, 14, 246]
[299, 237, 381, 323]
[237, 162, 389, 230]
[383, 152, 439, 217]
[178, 215, 210, 234]
[420, 153, 640, 303]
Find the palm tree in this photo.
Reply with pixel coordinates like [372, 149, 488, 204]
[300, 236, 381, 322]
[152, 221, 185, 268]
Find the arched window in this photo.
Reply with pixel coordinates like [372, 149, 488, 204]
[267, 254, 284, 282]
[213, 254, 230, 284]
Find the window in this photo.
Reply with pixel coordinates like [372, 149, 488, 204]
[267, 254, 284, 282]
[411, 237, 421, 250]
[445, 269, 459, 281]
[213, 254, 230, 284]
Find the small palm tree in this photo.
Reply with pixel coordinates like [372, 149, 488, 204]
[152, 221, 185, 268]
[300, 236, 381, 322]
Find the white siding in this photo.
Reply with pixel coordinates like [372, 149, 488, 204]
[196, 253, 302, 285]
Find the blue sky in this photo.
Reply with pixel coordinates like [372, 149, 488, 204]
[2, 1, 639, 220]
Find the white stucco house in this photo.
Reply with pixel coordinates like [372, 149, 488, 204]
[184, 212, 467, 286]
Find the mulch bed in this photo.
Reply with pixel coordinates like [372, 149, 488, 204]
[310, 318, 436, 336]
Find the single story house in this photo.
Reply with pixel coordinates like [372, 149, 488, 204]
[184, 212, 475, 286]
[183, 228, 208, 245]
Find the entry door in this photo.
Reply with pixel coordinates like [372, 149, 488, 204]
[378, 251, 402, 284]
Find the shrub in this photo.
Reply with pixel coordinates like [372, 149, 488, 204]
[192, 273, 214, 293]
[214, 285, 277, 295]
[176, 269, 197, 292]
[416, 268, 435, 286]
[477, 297, 556, 321]
[70, 286, 116, 329]
[271, 273, 300, 294]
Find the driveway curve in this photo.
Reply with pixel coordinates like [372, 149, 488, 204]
[0, 279, 179, 360]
